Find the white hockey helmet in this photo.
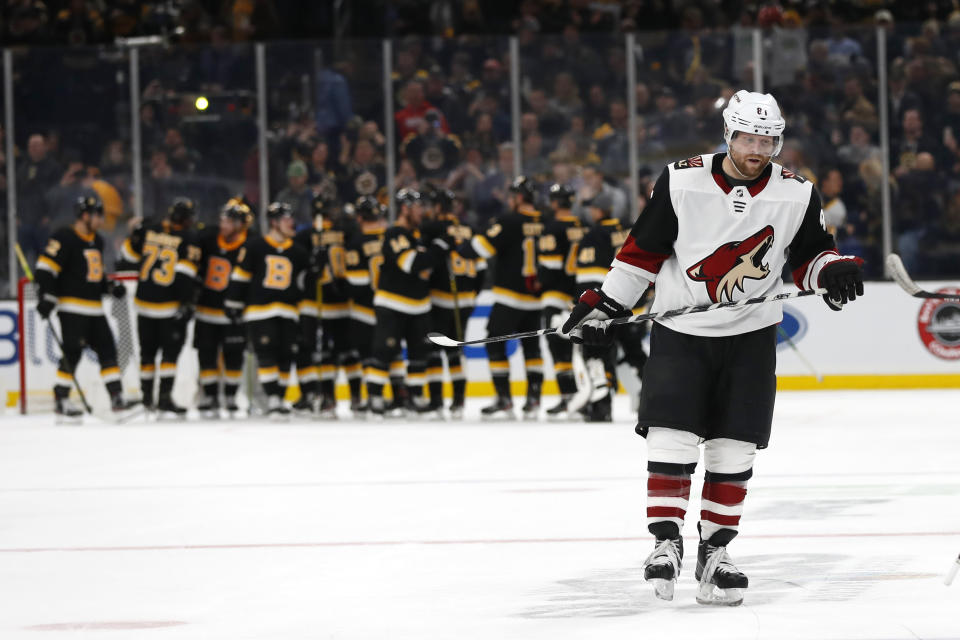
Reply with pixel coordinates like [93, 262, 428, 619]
[722, 90, 786, 156]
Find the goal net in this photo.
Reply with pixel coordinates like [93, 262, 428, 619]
[17, 274, 200, 414]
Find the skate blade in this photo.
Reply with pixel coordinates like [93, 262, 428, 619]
[55, 415, 84, 425]
[695, 583, 743, 606]
[481, 411, 515, 422]
[649, 578, 675, 601]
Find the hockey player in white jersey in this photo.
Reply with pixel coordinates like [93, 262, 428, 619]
[559, 90, 864, 606]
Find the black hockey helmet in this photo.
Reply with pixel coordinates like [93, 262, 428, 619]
[508, 175, 536, 203]
[355, 196, 381, 221]
[222, 200, 251, 224]
[74, 195, 103, 217]
[431, 188, 456, 213]
[396, 188, 421, 208]
[548, 183, 575, 208]
[311, 193, 329, 219]
[266, 201, 293, 222]
[168, 197, 196, 225]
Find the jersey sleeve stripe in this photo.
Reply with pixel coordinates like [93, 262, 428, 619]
[37, 255, 62, 274]
[231, 266, 252, 282]
[538, 255, 563, 269]
[792, 249, 839, 290]
[175, 261, 198, 277]
[397, 249, 417, 273]
[472, 235, 496, 258]
[121, 238, 141, 263]
[614, 235, 670, 275]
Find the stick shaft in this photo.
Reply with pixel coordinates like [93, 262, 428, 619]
[442, 287, 828, 347]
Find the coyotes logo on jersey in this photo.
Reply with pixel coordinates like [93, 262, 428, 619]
[686, 225, 775, 303]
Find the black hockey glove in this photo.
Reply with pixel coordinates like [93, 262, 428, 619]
[36, 296, 56, 320]
[558, 288, 631, 345]
[106, 280, 126, 299]
[818, 256, 864, 311]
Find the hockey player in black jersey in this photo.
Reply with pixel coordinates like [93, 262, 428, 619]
[290, 197, 325, 416]
[455, 176, 545, 420]
[538, 183, 585, 419]
[193, 200, 252, 416]
[226, 202, 311, 418]
[343, 196, 388, 416]
[559, 91, 865, 605]
[420, 188, 484, 419]
[365, 188, 435, 417]
[35, 196, 133, 419]
[118, 197, 200, 415]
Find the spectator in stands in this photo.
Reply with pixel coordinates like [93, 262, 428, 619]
[819, 167, 847, 234]
[522, 131, 549, 180]
[45, 150, 96, 226]
[16, 133, 61, 261]
[5, 0, 49, 45]
[140, 101, 164, 150]
[896, 151, 944, 275]
[887, 71, 923, 141]
[649, 87, 694, 148]
[276, 159, 313, 225]
[549, 72, 583, 120]
[425, 65, 467, 134]
[462, 112, 499, 163]
[308, 140, 339, 202]
[52, 0, 106, 45]
[584, 84, 609, 132]
[841, 76, 878, 133]
[395, 80, 449, 141]
[472, 142, 514, 223]
[594, 98, 630, 178]
[163, 128, 201, 175]
[445, 146, 487, 219]
[314, 50, 353, 151]
[779, 139, 818, 183]
[926, 186, 960, 275]
[892, 108, 943, 178]
[338, 139, 385, 204]
[837, 124, 881, 173]
[526, 87, 567, 145]
[100, 139, 131, 184]
[941, 81, 960, 179]
[470, 58, 510, 116]
[402, 109, 462, 181]
[575, 163, 626, 224]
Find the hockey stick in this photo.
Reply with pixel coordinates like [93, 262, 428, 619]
[428, 286, 829, 347]
[886, 253, 960, 300]
[776, 325, 823, 382]
[946, 553, 960, 586]
[15, 243, 93, 414]
[448, 256, 464, 341]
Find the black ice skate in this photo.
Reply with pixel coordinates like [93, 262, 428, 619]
[350, 398, 367, 419]
[54, 396, 84, 424]
[585, 396, 612, 423]
[545, 398, 569, 421]
[197, 395, 221, 419]
[448, 398, 465, 420]
[223, 396, 240, 415]
[155, 393, 187, 419]
[318, 394, 337, 420]
[291, 395, 315, 417]
[695, 540, 748, 606]
[267, 395, 290, 421]
[521, 396, 540, 421]
[481, 396, 514, 420]
[417, 397, 444, 420]
[643, 537, 684, 601]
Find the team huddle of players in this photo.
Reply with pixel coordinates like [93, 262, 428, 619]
[35, 176, 647, 421]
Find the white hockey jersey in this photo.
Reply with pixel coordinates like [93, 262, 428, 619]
[607, 153, 839, 337]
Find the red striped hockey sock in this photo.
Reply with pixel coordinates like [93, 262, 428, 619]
[646, 461, 696, 539]
[699, 469, 751, 542]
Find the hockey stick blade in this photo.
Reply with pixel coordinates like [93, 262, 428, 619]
[427, 287, 828, 347]
[886, 253, 960, 300]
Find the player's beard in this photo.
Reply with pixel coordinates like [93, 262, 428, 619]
[728, 149, 771, 180]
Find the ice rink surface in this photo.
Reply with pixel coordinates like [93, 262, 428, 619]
[1, 390, 958, 639]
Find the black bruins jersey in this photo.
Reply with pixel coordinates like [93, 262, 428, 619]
[35, 226, 110, 316]
[459, 203, 543, 310]
[538, 212, 586, 310]
[119, 219, 200, 319]
[226, 235, 310, 322]
[195, 227, 250, 325]
[421, 214, 485, 310]
[294, 220, 349, 320]
[374, 225, 434, 315]
[343, 220, 387, 325]
[577, 218, 629, 292]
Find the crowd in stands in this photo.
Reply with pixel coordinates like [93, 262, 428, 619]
[5, 1, 960, 298]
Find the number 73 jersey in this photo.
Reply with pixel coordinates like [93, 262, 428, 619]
[120, 220, 201, 318]
[225, 235, 311, 322]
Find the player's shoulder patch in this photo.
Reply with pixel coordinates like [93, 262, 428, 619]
[673, 155, 704, 170]
[780, 168, 806, 183]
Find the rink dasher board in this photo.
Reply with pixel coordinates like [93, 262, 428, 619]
[3, 282, 960, 410]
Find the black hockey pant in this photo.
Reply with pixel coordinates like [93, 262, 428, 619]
[138, 314, 188, 403]
[365, 306, 430, 402]
[486, 303, 543, 401]
[194, 319, 246, 401]
[427, 305, 472, 405]
[247, 317, 298, 400]
[54, 311, 121, 399]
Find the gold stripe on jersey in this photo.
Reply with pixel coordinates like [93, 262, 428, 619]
[231, 266, 253, 282]
[576, 266, 610, 282]
[243, 302, 298, 322]
[374, 290, 431, 315]
[364, 366, 389, 385]
[223, 369, 243, 381]
[397, 249, 417, 273]
[175, 260, 198, 278]
[345, 269, 370, 285]
[196, 306, 229, 325]
[258, 366, 279, 382]
[471, 235, 496, 258]
[59, 296, 104, 316]
[297, 366, 318, 382]
[37, 255, 62, 274]
[541, 290, 572, 309]
[555, 362, 573, 372]
[298, 300, 319, 316]
[199, 369, 220, 383]
[389, 361, 406, 376]
[344, 362, 362, 377]
[491, 286, 541, 311]
[320, 301, 350, 319]
[489, 360, 510, 372]
[349, 303, 377, 325]
[538, 254, 563, 268]
[56, 370, 73, 383]
[135, 298, 179, 319]
[429, 289, 476, 309]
